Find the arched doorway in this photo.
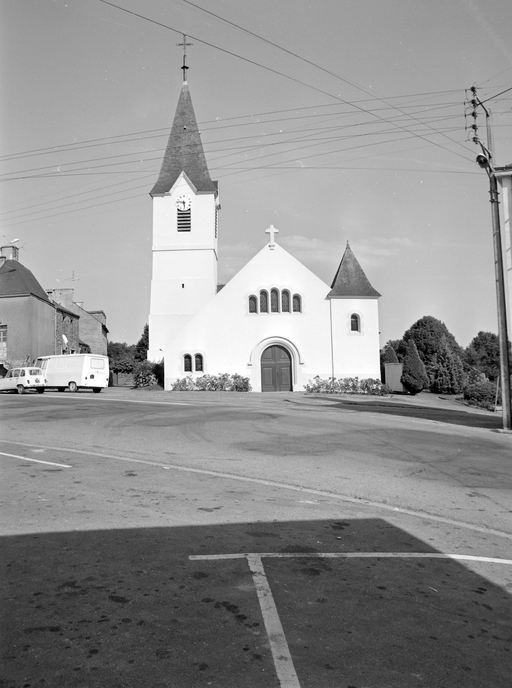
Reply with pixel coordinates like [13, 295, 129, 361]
[261, 345, 292, 392]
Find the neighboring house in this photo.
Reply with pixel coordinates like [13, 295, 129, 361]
[0, 245, 108, 366]
[147, 68, 381, 391]
[46, 289, 108, 356]
[0, 246, 56, 366]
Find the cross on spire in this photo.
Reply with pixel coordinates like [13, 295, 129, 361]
[265, 224, 279, 249]
[177, 34, 193, 82]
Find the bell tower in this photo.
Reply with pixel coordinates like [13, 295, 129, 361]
[147, 38, 219, 362]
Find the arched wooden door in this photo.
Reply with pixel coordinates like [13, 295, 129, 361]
[261, 345, 292, 392]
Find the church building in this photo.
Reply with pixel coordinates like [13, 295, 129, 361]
[147, 57, 381, 392]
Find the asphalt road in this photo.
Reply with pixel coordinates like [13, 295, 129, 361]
[1, 389, 511, 687]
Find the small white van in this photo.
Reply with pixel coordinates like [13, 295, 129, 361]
[35, 354, 109, 393]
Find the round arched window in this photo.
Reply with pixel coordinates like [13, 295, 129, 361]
[260, 290, 268, 313]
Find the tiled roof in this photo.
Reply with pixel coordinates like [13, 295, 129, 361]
[327, 243, 381, 298]
[150, 82, 216, 196]
[0, 260, 50, 302]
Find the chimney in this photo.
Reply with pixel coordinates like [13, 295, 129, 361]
[0, 245, 19, 262]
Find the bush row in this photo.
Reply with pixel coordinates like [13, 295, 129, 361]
[171, 373, 252, 392]
[462, 380, 501, 411]
[304, 376, 391, 395]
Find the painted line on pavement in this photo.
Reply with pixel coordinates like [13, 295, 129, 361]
[191, 552, 512, 565]
[2, 439, 512, 541]
[247, 554, 300, 687]
[190, 551, 512, 688]
[0, 451, 71, 468]
[41, 394, 191, 406]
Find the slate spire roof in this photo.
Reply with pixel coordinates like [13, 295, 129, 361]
[150, 81, 216, 196]
[327, 242, 381, 298]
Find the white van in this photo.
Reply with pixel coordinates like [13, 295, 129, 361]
[35, 354, 109, 393]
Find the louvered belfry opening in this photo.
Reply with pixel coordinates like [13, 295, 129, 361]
[177, 208, 191, 231]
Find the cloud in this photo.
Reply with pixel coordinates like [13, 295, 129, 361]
[281, 234, 415, 273]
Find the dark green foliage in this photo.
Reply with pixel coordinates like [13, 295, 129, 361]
[427, 336, 465, 394]
[384, 339, 406, 362]
[382, 345, 399, 363]
[463, 381, 500, 411]
[134, 324, 149, 362]
[153, 359, 164, 387]
[107, 341, 136, 374]
[464, 331, 510, 383]
[403, 316, 462, 363]
[400, 339, 429, 395]
[133, 360, 158, 388]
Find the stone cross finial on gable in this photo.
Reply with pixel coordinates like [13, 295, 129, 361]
[265, 224, 279, 250]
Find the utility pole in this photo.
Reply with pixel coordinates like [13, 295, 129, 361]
[468, 86, 511, 431]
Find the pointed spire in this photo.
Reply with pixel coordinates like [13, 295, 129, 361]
[150, 74, 216, 196]
[327, 242, 381, 298]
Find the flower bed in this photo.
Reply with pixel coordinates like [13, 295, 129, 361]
[304, 376, 390, 395]
[171, 373, 251, 392]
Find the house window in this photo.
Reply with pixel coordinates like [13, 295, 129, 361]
[184, 354, 192, 372]
[271, 289, 279, 313]
[0, 325, 7, 361]
[177, 208, 191, 231]
[292, 294, 302, 312]
[281, 290, 290, 313]
[260, 290, 268, 313]
[195, 354, 203, 372]
[351, 314, 360, 332]
[249, 295, 257, 313]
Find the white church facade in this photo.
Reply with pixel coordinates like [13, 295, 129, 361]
[147, 69, 381, 392]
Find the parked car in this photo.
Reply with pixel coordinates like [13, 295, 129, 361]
[0, 367, 46, 394]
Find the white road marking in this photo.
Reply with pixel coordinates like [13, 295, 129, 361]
[2, 439, 512, 541]
[42, 394, 191, 406]
[190, 552, 512, 565]
[190, 550, 512, 687]
[0, 451, 71, 468]
[246, 553, 300, 687]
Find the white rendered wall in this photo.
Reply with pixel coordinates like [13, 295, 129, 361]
[162, 243, 380, 391]
[148, 174, 218, 360]
[330, 298, 381, 379]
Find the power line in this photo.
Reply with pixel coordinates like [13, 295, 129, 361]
[99, 1, 474, 163]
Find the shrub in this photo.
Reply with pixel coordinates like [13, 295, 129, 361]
[133, 360, 158, 388]
[463, 381, 500, 411]
[427, 336, 465, 394]
[153, 359, 164, 387]
[401, 339, 429, 395]
[304, 376, 391, 396]
[170, 373, 251, 392]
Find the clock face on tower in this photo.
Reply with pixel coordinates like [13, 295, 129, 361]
[176, 194, 191, 211]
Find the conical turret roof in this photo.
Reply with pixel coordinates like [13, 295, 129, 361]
[327, 242, 380, 298]
[150, 82, 216, 196]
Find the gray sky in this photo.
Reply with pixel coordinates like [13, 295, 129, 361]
[2, 0, 512, 347]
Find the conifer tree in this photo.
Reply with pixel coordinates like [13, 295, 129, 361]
[428, 336, 465, 394]
[383, 345, 399, 363]
[400, 339, 429, 395]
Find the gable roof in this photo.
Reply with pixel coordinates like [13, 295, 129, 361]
[328, 242, 380, 298]
[0, 259, 50, 302]
[150, 82, 216, 196]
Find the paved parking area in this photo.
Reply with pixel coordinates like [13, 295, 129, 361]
[1, 390, 511, 686]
